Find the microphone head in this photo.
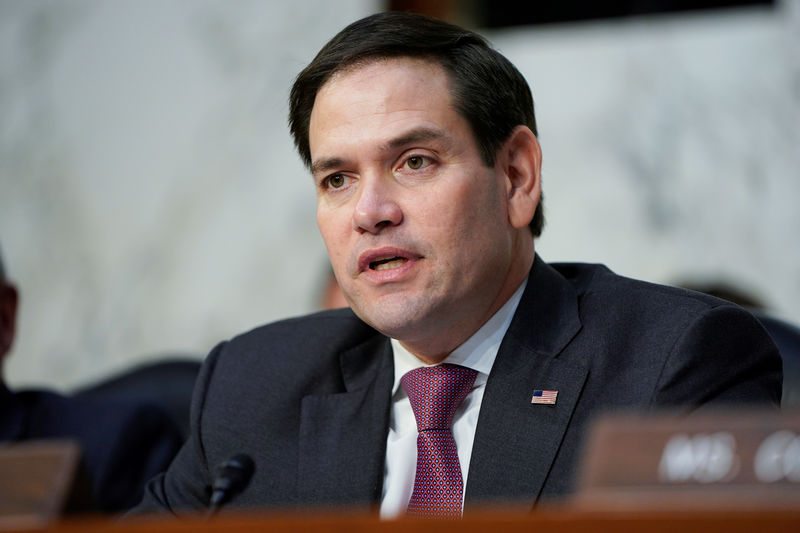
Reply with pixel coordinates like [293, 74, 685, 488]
[212, 453, 255, 494]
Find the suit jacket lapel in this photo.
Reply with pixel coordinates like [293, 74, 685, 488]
[465, 256, 589, 511]
[297, 335, 393, 510]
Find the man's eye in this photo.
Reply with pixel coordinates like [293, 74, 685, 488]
[327, 175, 346, 189]
[406, 156, 427, 170]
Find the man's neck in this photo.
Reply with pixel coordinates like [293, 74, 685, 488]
[398, 275, 529, 365]
[398, 242, 534, 363]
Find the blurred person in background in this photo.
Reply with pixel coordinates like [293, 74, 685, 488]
[0, 244, 183, 512]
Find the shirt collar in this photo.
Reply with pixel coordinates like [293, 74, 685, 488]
[390, 278, 528, 395]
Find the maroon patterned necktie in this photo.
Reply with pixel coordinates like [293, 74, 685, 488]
[401, 364, 478, 518]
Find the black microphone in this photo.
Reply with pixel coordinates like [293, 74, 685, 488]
[206, 454, 255, 518]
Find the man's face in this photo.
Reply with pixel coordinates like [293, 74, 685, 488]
[309, 58, 531, 360]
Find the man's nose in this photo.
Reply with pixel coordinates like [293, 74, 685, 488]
[352, 176, 403, 234]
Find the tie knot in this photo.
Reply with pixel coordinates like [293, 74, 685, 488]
[401, 364, 478, 432]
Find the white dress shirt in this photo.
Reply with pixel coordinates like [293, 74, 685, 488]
[379, 280, 528, 518]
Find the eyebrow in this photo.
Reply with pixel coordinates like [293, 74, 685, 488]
[379, 127, 450, 152]
[310, 157, 345, 176]
[310, 127, 451, 176]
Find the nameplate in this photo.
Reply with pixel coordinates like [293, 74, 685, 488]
[574, 410, 800, 509]
[0, 440, 84, 529]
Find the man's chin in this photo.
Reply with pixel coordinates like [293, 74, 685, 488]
[350, 301, 428, 340]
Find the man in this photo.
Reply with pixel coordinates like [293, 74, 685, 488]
[132, 12, 781, 517]
[0, 248, 183, 512]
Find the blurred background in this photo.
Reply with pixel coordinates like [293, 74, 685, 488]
[1, 0, 798, 392]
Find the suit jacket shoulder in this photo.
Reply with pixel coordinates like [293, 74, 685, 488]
[213, 308, 381, 396]
[549, 260, 782, 408]
[466, 257, 781, 507]
[133, 308, 394, 515]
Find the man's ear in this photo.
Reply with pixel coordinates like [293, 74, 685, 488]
[498, 125, 542, 230]
[0, 283, 18, 360]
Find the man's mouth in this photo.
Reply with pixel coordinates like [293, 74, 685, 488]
[369, 256, 409, 271]
[358, 247, 419, 276]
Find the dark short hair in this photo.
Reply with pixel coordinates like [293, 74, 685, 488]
[289, 11, 544, 237]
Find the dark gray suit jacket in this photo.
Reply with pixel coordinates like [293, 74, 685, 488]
[132, 257, 781, 515]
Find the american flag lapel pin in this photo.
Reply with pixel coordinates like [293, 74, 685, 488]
[531, 389, 558, 405]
